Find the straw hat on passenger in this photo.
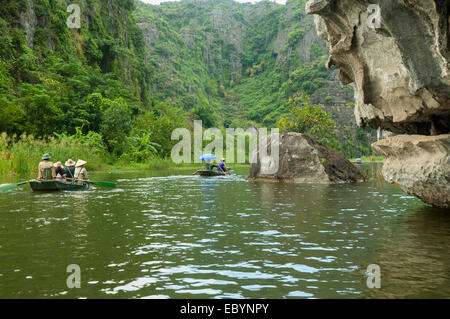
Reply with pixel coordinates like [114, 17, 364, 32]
[65, 159, 76, 167]
[75, 159, 87, 167]
[53, 161, 64, 168]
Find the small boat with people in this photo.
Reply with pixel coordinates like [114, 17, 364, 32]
[196, 170, 226, 177]
[192, 154, 231, 177]
[0, 154, 116, 192]
[29, 179, 89, 192]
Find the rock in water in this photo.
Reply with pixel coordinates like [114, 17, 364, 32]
[373, 135, 450, 208]
[248, 132, 364, 183]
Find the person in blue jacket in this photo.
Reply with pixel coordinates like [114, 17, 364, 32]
[217, 158, 229, 174]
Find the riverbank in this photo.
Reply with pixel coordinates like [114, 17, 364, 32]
[0, 136, 249, 177]
[0, 132, 202, 176]
[1, 151, 245, 177]
[106, 160, 250, 172]
[1, 132, 379, 176]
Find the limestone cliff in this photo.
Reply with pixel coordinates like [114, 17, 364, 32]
[306, 0, 450, 207]
[20, 0, 37, 49]
[373, 134, 450, 208]
[306, 0, 450, 135]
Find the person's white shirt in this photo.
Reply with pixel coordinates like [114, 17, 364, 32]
[74, 166, 88, 181]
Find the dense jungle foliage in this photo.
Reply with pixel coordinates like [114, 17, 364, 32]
[134, 0, 331, 127]
[0, 0, 375, 172]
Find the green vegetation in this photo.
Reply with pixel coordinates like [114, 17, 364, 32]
[276, 94, 375, 158]
[0, 0, 190, 172]
[0, 0, 377, 176]
[277, 94, 336, 142]
[0, 132, 198, 176]
[134, 0, 376, 158]
[133, 0, 330, 127]
[0, 0, 151, 137]
[0, 132, 106, 175]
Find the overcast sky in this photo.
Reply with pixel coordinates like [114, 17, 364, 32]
[140, 0, 287, 5]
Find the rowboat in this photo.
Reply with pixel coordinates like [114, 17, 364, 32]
[197, 170, 226, 177]
[29, 180, 89, 192]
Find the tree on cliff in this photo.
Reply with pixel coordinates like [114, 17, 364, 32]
[277, 94, 336, 142]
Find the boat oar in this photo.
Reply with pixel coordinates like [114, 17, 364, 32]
[191, 170, 200, 175]
[82, 180, 116, 188]
[0, 180, 30, 192]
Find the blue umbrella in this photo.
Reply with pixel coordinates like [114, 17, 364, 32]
[198, 154, 217, 161]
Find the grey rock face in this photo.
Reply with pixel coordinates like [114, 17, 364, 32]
[20, 0, 37, 49]
[137, 22, 160, 58]
[306, 0, 450, 207]
[248, 132, 364, 183]
[306, 0, 450, 135]
[372, 135, 450, 208]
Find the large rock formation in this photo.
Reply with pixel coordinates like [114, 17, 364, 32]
[373, 135, 450, 208]
[248, 132, 364, 183]
[306, 0, 450, 134]
[306, 0, 450, 207]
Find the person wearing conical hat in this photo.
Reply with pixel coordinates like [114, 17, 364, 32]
[74, 159, 88, 181]
[37, 153, 56, 181]
[64, 159, 76, 181]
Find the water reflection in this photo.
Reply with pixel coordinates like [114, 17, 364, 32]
[198, 177, 221, 213]
[0, 168, 448, 298]
[364, 206, 450, 298]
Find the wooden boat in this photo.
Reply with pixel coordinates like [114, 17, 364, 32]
[197, 169, 226, 177]
[29, 180, 89, 192]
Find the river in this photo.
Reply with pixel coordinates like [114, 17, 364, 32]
[0, 165, 449, 298]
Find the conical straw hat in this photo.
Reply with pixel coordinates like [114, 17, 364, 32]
[75, 159, 87, 167]
[65, 159, 76, 166]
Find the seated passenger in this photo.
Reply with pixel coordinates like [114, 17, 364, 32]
[53, 162, 65, 179]
[204, 160, 218, 171]
[37, 154, 56, 181]
[64, 159, 76, 181]
[217, 158, 229, 174]
[74, 159, 88, 182]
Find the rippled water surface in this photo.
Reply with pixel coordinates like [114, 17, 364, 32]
[1, 166, 449, 298]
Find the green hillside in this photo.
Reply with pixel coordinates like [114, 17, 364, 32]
[135, 0, 375, 156]
[0, 0, 375, 169]
[135, 0, 331, 126]
[1, 0, 151, 136]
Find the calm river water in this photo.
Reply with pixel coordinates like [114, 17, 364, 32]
[0, 165, 449, 299]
